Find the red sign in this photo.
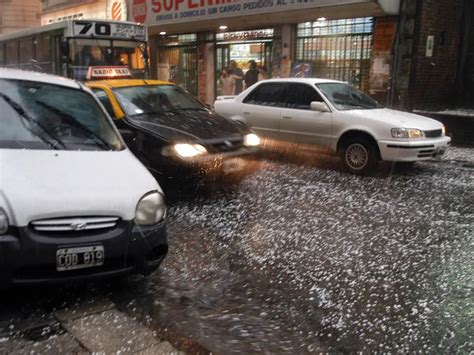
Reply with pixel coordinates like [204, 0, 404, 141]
[132, 0, 148, 23]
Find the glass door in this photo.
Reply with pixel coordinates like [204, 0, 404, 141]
[215, 44, 230, 96]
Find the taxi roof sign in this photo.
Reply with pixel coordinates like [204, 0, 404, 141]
[87, 66, 133, 80]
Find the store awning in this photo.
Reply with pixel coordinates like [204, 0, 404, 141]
[127, 0, 400, 35]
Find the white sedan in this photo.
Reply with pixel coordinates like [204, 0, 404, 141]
[214, 78, 451, 174]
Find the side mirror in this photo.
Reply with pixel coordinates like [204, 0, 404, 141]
[310, 101, 330, 112]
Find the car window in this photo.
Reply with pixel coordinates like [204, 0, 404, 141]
[243, 83, 286, 107]
[286, 83, 324, 110]
[92, 88, 116, 118]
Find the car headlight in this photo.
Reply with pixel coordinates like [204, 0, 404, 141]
[0, 208, 9, 235]
[244, 133, 261, 147]
[174, 143, 207, 158]
[391, 128, 424, 138]
[135, 192, 166, 225]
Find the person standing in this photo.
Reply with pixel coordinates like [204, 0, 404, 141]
[228, 60, 244, 95]
[244, 60, 259, 89]
[219, 68, 235, 95]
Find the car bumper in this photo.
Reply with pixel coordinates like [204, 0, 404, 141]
[0, 220, 167, 287]
[162, 146, 259, 177]
[378, 136, 451, 162]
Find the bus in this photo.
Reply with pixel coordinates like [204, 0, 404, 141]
[0, 19, 148, 80]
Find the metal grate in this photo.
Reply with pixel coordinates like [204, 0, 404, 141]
[31, 216, 119, 232]
[296, 17, 374, 91]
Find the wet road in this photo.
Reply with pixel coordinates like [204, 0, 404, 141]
[117, 146, 473, 353]
[1, 146, 473, 353]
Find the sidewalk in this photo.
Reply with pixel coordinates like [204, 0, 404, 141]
[0, 297, 183, 354]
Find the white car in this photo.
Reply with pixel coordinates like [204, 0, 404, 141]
[214, 78, 451, 174]
[0, 68, 167, 287]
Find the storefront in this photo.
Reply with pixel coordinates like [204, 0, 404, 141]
[128, 0, 399, 104]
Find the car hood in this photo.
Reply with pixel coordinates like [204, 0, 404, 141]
[0, 149, 160, 226]
[345, 108, 444, 130]
[128, 110, 248, 142]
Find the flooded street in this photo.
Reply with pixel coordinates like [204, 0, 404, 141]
[1, 147, 473, 353]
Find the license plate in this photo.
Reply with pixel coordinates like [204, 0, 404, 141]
[56, 246, 104, 272]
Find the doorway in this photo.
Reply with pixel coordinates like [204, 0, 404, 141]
[215, 41, 272, 97]
[157, 45, 198, 96]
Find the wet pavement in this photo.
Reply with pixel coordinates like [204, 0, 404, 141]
[1, 146, 473, 353]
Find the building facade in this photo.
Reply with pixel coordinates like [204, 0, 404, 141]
[391, 0, 472, 110]
[126, 0, 400, 105]
[0, 0, 42, 34]
[127, 0, 472, 111]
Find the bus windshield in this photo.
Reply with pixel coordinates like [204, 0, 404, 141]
[69, 39, 146, 80]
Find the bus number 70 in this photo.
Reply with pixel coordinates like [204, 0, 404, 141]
[76, 22, 111, 37]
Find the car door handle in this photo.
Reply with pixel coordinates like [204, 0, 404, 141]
[282, 116, 292, 119]
[243, 111, 250, 115]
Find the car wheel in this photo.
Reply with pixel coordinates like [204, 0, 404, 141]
[340, 137, 379, 175]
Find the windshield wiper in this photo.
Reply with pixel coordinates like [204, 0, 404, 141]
[0, 93, 66, 150]
[35, 101, 112, 150]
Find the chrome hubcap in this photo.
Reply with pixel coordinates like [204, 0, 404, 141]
[346, 143, 368, 170]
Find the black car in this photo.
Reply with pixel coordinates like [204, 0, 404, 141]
[87, 80, 260, 182]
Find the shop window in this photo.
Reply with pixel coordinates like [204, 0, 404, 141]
[285, 83, 323, 110]
[296, 17, 374, 91]
[244, 82, 286, 107]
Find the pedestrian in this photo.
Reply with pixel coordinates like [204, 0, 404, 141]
[219, 67, 235, 96]
[258, 65, 269, 81]
[228, 60, 244, 94]
[244, 60, 259, 89]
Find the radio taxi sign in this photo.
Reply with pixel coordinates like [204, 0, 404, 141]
[87, 66, 134, 80]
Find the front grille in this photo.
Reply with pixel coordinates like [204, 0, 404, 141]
[418, 149, 437, 158]
[424, 129, 442, 138]
[31, 216, 120, 232]
[209, 137, 244, 153]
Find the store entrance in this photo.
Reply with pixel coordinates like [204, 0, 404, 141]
[215, 41, 272, 96]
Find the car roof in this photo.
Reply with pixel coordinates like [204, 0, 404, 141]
[0, 68, 81, 89]
[261, 78, 344, 85]
[86, 79, 172, 88]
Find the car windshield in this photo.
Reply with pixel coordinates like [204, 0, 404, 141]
[317, 82, 383, 110]
[0, 79, 123, 150]
[113, 85, 205, 117]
